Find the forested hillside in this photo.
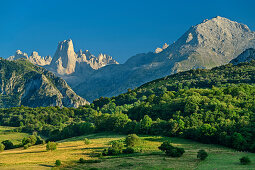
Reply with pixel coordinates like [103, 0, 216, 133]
[1, 61, 255, 152]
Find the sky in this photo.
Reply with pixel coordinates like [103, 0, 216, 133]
[0, 0, 254, 63]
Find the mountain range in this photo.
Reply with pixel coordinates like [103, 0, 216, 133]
[6, 16, 255, 102]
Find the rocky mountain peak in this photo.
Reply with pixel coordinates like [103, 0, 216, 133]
[50, 39, 77, 75]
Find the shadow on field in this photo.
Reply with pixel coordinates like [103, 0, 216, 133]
[39, 164, 54, 168]
[143, 137, 167, 142]
[5, 150, 47, 155]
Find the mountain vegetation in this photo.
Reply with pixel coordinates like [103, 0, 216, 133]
[0, 61, 255, 153]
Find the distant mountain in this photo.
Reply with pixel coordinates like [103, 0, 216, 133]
[0, 58, 88, 108]
[230, 48, 255, 65]
[72, 16, 255, 101]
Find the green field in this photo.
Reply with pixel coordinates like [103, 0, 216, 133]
[0, 126, 29, 145]
[0, 131, 254, 169]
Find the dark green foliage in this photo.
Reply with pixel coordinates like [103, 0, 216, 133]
[2, 140, 14, 150]
[123, 147, 135, 154]
[84, 138, 91, 145]
[22, 135, 37, 146]
[159, 141, 185, 157]
[1, 62, 255, 152]
[55, 160, 61, 166]
[240, 156, 251, 165]
[197, 149, 208, 160]
[79, 158, 101, 163]
[0, 143, 5, 151]
[125, 134, 140, 147]
[46, 141, 57, 151]
[103, 141, 124, 156]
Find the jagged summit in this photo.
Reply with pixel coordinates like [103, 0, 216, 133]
[8, 50, 52, 66]
[9, 39, 119, 75]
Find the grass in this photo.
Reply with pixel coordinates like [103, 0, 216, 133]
[0, 131, 254, 169]
[0, 126, 29, 145]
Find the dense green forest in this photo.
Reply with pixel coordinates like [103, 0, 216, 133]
[0, 61, 255, 152]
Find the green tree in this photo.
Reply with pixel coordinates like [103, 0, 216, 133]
[197, 149, 208, 160]
[125, 134, 140, 147]
[140, 115, 152, 133]
[2, 140, 14, 150]
[46, 141, 57, 151]
[0, 143, 5, 152]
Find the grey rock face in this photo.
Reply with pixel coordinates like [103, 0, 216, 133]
[230, 48, 255, 65]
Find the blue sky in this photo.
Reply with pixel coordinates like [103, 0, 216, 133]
[0, 0, 254, 63]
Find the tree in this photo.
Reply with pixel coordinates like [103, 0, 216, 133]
[46, 141, 57, 151]
[240, 156, 251, 165]
[197, 149, 208, 160]
[84, 138, 91, 145]
[0, 143, 5, 152]
[125, 134, 140, 147]
[55, 160, 61, 166]
[159, 141, 185, 157]
[140, 115, 152, 133]
[2, 140, 14, 150]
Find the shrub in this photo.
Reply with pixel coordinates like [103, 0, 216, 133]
[123, 147, 135, 154]
[55, 160, 61, 166]
[125, 134, 140, 147]
[24, 144, 29, 149]
[22, 135, 37, 146]
[197, 149, 208, 160]
[102, 141, 124, 156]
[0, 143, 5, 151]
[46, 141, 57, 151]
[79, 158, 101, 163]
[84, 138, 91, 145]
[159, 141, 185, 157]
[2, 140, 14, 150]
[240, 156, 251, 165]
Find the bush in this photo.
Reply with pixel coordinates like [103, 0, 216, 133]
[0, 143, 5, 151]
[125, 134, 140, 147]
[84, 138, 91, 145]
[79, 158, 101, 163]
[24, 144, 29, 149]
[102, 141, 124, 156]
[240, 156, 251, 165]
[197, 149, 208, 160]
[46, 141, 57, 151]
[123, 147, 135, 154]
[22, 135, 37, 146]
[2, 140, 14, 150]
[159, 141, 185, 157]
[55, 160, 61, 166]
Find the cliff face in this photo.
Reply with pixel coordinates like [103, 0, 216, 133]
[0, 58, 88, 108]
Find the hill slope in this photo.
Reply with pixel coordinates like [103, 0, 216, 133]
[0, 58, 88, 108]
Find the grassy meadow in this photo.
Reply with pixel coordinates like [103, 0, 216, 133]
[0, 126, 29, 145]
[0, 130, 254, 169]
